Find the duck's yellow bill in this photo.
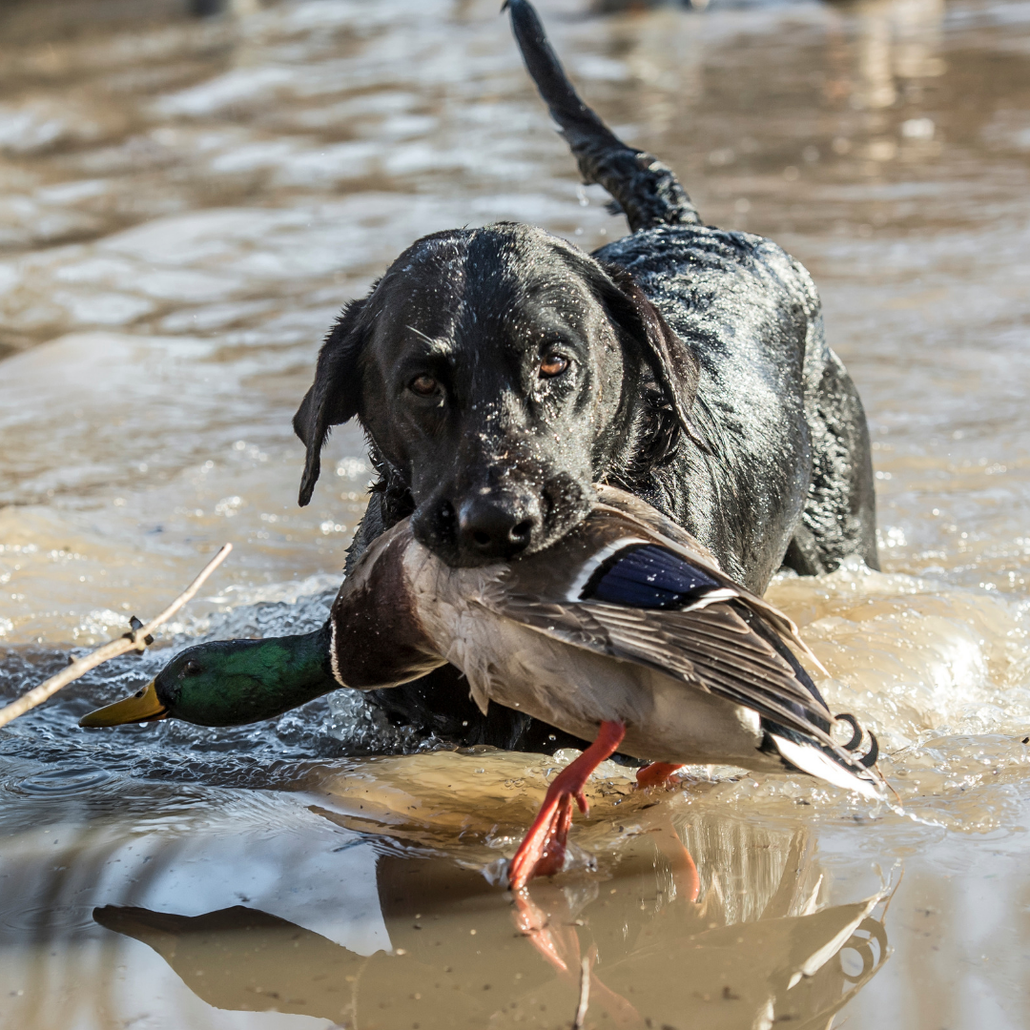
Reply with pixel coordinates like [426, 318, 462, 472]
[79, 680, 169, 727]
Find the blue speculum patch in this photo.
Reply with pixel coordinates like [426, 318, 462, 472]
[580, 544, 721, 608]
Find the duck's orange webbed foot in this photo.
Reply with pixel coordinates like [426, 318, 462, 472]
[508, 720, 626, 891]
[635, 762, 684, 789]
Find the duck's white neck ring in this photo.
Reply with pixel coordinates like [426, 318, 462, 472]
[328, 619, 346, 687]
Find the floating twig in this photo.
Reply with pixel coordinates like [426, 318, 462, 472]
[0, 544, 232, 730]
[572, 951, 591, 1030]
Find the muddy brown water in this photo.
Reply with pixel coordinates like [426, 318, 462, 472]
[1, 0, 1030, 1026]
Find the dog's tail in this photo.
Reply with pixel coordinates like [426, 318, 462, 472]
[505, 0, 699, 232]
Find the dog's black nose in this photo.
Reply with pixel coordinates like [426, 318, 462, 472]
[457, 495, 539, 560]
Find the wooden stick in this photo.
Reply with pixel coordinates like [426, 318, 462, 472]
[572, 952, 591, 1030]
[0, 544, 233, 730]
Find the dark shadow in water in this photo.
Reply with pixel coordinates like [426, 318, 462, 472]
[0, 0, 229, 41]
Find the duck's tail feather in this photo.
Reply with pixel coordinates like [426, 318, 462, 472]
[768, 724, 885, 801]
[835, 712, 880, 767]
[505, 0, 700, 232]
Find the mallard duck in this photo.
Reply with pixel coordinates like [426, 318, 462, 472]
[81, 485, 884, 888]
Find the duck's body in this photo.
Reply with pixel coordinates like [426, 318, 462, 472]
[344, 537, 772, 770]
[83, 485, 883, 887]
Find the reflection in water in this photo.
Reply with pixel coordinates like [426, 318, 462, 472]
[89, 820, 888, 1029]
[0, 744, 892, 1029]
[827, 0, 945, 112]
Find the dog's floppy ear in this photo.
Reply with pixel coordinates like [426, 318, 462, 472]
[597, 262, 706, 450]
[293, 297, 369, 506]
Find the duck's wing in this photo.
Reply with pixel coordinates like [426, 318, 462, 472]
[493, 589, 832, 744]
[591, 488, 831, 676]
[491, 592, 884, 796]
[486, 533, 883, 793]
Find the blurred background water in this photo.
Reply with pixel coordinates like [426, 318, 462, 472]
[1, 0, 1030, 1026]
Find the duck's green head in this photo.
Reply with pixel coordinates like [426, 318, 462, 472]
[79, 630, 336, 728]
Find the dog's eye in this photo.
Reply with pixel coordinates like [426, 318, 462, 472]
[409, 374, 439, 397]
[539, 354, 569, 378]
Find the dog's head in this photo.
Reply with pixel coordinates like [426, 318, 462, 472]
[294, 223, 700, 567]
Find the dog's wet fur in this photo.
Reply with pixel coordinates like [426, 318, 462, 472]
[293, 0, 878, 751]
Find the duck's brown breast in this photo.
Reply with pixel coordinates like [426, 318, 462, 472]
[329, 531, 445, 690]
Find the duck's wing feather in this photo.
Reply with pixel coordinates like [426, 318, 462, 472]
[492, 590, 884, 795]
[587, 492, 830, 676]
[492, 590, 836, 749]
[486, 529, 883, 781]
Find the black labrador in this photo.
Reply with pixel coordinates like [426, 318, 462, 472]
[293, 0, 878, 751]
